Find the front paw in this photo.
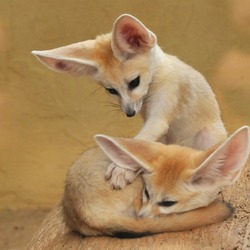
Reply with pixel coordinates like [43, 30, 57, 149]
[105, 163, 137, 190]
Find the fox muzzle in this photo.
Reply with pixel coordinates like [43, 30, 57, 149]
[126, 110, 136, 117]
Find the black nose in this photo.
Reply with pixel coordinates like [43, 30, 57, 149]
[126, 110, 136, 117]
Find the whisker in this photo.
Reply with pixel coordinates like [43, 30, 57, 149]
[107, 108, 121, 114]
[105, 108, 123, 118]
[101, 101, 123, 117]
[89, 86, 103, 96]
[102, 101, 121, 109]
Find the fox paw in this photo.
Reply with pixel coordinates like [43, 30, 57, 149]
[105, 163, 137, 190]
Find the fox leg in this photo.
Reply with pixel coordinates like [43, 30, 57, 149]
[192, 126, 227, 150]
[105, 118, 169, 189]
[135, 118, 169, 142]
[105, 163, 138, 189]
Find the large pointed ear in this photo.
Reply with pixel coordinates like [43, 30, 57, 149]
[111, 14, 157, 61]
[190, 126, 250, 186]
[94, 134, 163, 173]
[32, 40, 99, 77]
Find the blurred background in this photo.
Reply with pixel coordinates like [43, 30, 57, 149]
[0, 0, 249, 212]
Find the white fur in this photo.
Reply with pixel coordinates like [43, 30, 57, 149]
[32, 14, 228, 188]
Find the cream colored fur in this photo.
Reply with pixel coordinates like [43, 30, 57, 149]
[95, 126, 249, 217]
[62, 126, 249, 236]
[32, 14, 227, 188]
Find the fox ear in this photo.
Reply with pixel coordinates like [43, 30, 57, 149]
[111, 14, 157, 61]
[94, 134, 163, 173]
[32, 40, 98, 77]
[190, 126, 250, 186]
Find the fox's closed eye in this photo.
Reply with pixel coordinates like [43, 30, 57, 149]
[158, 200, 177, 207]
[128, 76, 140, 90]
[106, 88, 119, 95]
[144, 187, 150, 200]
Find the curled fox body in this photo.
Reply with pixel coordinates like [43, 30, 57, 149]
[32, 14, 227, 188]
[63, 126, 249, 237]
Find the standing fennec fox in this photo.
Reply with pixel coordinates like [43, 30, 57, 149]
[63, 126, 249, 237]
[32, 14, 227, 188]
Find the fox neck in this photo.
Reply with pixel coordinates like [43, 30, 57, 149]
[138, 45, 166, 119]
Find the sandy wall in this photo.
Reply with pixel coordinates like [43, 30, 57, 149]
[0, 0, 249, 210]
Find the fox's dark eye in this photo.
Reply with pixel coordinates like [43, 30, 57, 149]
[158, 200, 177, 207]
[106, 88, 119, 95]
[144, 188, 150, 200]
[129, 76, 140, 90]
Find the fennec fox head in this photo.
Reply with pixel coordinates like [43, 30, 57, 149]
[95, 126, 250, 217]
[32, 14, 158, 117]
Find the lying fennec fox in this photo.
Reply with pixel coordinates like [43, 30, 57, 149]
[32, 14, 227, 188]
[63, 126, 249, 237]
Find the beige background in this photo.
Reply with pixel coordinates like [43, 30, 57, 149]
[0, 0, 249, 210]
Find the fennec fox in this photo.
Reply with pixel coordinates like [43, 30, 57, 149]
[62, 126, 249, 237]
[32, 14, 227, 187]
